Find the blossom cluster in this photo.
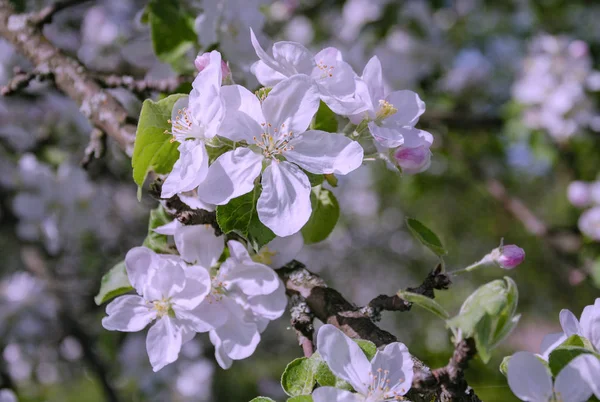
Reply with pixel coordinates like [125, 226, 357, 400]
[512, 34, 600, 142]
[506, 298, 600, 401]
[568, 179, 600, 241]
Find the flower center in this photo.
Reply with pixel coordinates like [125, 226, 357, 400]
[166, 107, 204, 142]
[210, 276, 228, 300]
[253, 122, 296, 159]
[365, 368, 405, 402]
[252, 246, 277, 266]
[152, 298, 173, 318]
[376, 100, 398, 121]
[316, 60, 335, 79]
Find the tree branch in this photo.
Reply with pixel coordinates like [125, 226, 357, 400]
[30, 0, 92, 26]
[95, 74, 194, 97]
[0, 67, 53, 95]
[0, 0, 136, 152]
[289, 295, 315, 357]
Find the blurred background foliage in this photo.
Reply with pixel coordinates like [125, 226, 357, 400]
[1, 0, 600, 401]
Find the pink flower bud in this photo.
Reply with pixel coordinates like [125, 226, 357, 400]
[567, 181, 590, 208]
[493, 245, 525, 269]
[194, 52, 231, 79]
[394, 145, 431, 174]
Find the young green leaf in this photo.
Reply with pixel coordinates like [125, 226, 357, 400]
[142, 205, 174, 254]
[249, 398, 276, 402]
[94, 261, 132, 305]
[216, 185, 276, 251]
[355, 339, 377, 361]
[548, 345, 597, 377]
[405, 217, 447, 256]
[311, 101, 338, 133]
[499, 355, 510, 377]
[281, 357, 318, 397]
[301, 186, 340, 244]
[397, 290, 450, 319]
[287, 396, 314, 402]
[132, 94, 186, 193]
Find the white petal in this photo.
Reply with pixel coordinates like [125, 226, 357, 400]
[560, 309, 582, 337]
[507, 352, 553, 401]
[312, 60, 356, 99]
[372, 343, 414, 397]
[153, 220, 179, 236]
[125, 247, 156, 295]
[102, 295, 156, 332]
[212, 303, 261, 360]
[286, 130, 364, 175]
[258, 162, 312, 237]
[539, 332, 567, 359]
[312, 387, 365, 402]
[161, 141, 209, 198]
[361, 56, 385, 109]
[196, 148, 263, 205]
[172, 272, 211, 311]
[245, 278, 288, 320]
[182, 295, 230, 333]
[554, 354, 595, 402]
[251, 60, 287, 87]
[262, 75, 320, 135]
[272, 41, 314, 75]
[219, 85, 264, 142]
[172, 224, 224, 267]
[400, 128, 434, 148]
[250, 28, 286, 77]
[367, 122, 404, 148]
[210, 330, 233, 369]
[316, 324, 371, 395]
[227, 240, 254, 263]
[219, 256, 280, 296]
[178, 191, 215, 211]
[146, 316, 183, 372]
[561, 354, 600, 398]
[580, 299, 600, 350]
[261, 233, 304, 268]
[385, 90, 426, 127]
[145, 260, 186, 301]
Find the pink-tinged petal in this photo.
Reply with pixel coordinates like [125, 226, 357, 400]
[161, 141, 209, 198]
[258, 161, 312, 237]
[385, 90, 426, 127]
[286, 130, 364, 175]
[196, 148, 263, 205]
[251, 60, 288, 87]
[312, 387, 365, 402]
[102, 295, 156, 332]
[272, 41, 315, 75]
[394, 145, 431, 175]
[194, 51, 231, 79]
[371, 343, 414, 397]
[260, 233, 304, 268]
[507, 352, 553, 401]
[172, 224, 224, 268]
[316, 324, 371, 395]
[554, 354, 595, 402]
[262, 75, 320, 136]
[146, 316, 183, 372]
[125, 246, 157, 295]
[220, 85, 264, 142]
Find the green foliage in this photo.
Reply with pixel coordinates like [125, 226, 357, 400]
[142, 205, 174, 254]
[145, 0, 197, 72]
[132, 94, 186, 194]
[548, 335, 599, 376]
[304, 170, 325, 187]
[249, 398, 276, 402]
[354, 339, 377, 360]
[216, 185, 276, 251]
[499, 355, 510, 377]
[94, 261, 132, 305]
[397, 290, 450, 319]
[447, 277, 520, 363]
[301, 186, 340, 244]
[311, 101, 338, 133]
[281, 357, 318, 397]
[405, 217, 447, 256]
[287, 396, 314, 402]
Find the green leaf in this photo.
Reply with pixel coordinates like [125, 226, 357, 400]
[249, 398, 276, 402]
[324, 174, 338, 187]
[142, 205, 174, 254]
[499, 356, 510, 377]
[281, 357, 318, 397]
[355, 339, 377, 361]
[94, 261, 132, 305]
[311, 101, 338, 133]
[474, 313, 493, 364]
[287, 396, 313, 402]
[397, 290, 450, 319]
[548, 345, 596, 377]
[405, 217, 447, 256]
[216, 185, 276, 251]
[303, 170, 324, 187]
[146, 0, 197, 72]
[301, 186, 340, 244]
[132, 94, 186, 192]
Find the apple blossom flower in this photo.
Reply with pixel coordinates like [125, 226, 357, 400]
[312, 324, 413, 402]
[195, 52, 231, 80]
[462, 243, 525, 273]
[507, 351, 600, 401]
[567, 181, 591, 208]
[578, 206, 600, 241]
[194, 75, 364, 236]
[351, 56, 434, 155]
[102, 247, 211, 371]
[252, 233, 304, 268]
[394, 145, 432, 175]
[161, 51, 225, 199]
[249, 29, 368, 115]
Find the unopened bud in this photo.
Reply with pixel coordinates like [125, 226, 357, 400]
[194, 52, 231, 80]
[394, 145, 431, 174]
[567, 181, 590, 208]
[490, 244, 526, 270]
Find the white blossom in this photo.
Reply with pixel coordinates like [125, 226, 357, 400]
[578, 206, 600, 241]
[252, 233, 304, 269]
[312, 324, 413, 402]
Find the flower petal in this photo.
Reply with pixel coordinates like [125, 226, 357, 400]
[580, 299, 600, 351]
[361, 56, 385, 111]
[211, 302, 261, 360]
[227, 240, 254, 264]
[172, 224, 224, 268]
[312, 387, 365, 402]
[560, 309, 582, 337]
[258, 161, 312, 237]
[220, 256, 280, 296]
[161, 141, 209, 198]
[220, 85, 264, 142]
[367, 122, 404, 148]
[286, 130, 364, 175]
[250, 28, 286, 77]
[260, 233, 304, 268]
[172, 271, 211, 311]
[146, 316, 183, 372]
[182, 295, 230, 333]
[539, 332, 567, 359]
[316, 324, 371, 395]
[102, 295, 156, 332]
[400, 128, 434, 148]
[245, 278, 287, 320]
[262, 75, 320, 136]
[125, 246, 156, 295]
[145, 260, 186, 301]
[385, 90, 426, 127]
[196, 148, 263, 205]
[554, 354, 594, 402]
[210, 329, 233, 369]
[252, 60, 287, 87]
[312, 59, 356, 99]
[507, 351, 553, 401]
[272, 41, 314, 75]
[372, 342, 414, 397]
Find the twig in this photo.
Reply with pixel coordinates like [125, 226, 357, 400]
[30, 0, 92, 26]
[95, 74, 194, 96]
[289, 295, 315, 357]
[0, 68, 53, 95]
[81, 127, 106, 168]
